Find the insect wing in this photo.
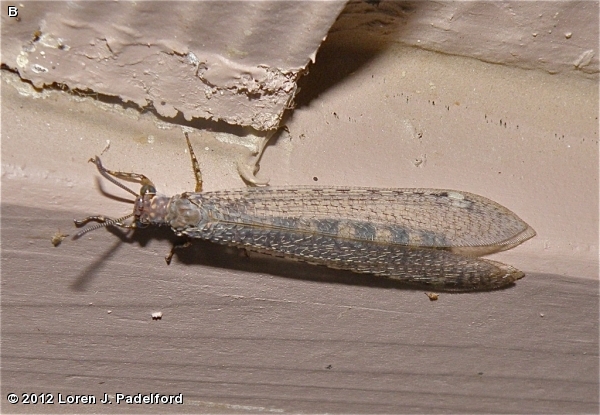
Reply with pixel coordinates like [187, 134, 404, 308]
[185, 220, 524, 291]
[191, 186, 535, 255]
[180, 187, 533, 291]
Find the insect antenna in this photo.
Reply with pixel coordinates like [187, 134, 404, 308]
[73, 212, 136, 239]
[90, 156, 138, 197]
[73, 157, 147, 239]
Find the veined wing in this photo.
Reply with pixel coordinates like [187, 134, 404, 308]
[183, 221, 524, 291]
[189, 186, 536, 256]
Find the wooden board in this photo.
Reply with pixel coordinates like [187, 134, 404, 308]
[1, 203, 597, 413]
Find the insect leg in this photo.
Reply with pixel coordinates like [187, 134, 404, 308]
[236, 130, 274, 186]
[184, 132, 203, 192]
[165, 239, 192, 265]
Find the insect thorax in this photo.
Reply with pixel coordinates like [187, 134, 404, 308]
[165, 194, 205, 230]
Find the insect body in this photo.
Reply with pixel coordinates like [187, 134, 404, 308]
[74, 133, 535, 292]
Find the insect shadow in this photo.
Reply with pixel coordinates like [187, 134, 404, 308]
[70, 225, 176, 291]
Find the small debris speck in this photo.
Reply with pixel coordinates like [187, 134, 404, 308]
[425, 292, 439, 301]
[51, 230, 69, 247]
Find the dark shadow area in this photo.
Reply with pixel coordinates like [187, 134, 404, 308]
[68, 225, 179, 292]
[293, 0, 418, 108]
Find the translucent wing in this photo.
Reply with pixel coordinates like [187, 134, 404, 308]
[187, 224, 523, 291]
[188, 187, 535, 255]
[176, 187, 534, 291]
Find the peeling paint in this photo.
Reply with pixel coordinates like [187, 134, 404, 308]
[1, 2, 346, 130]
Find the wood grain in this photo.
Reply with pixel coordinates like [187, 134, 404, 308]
[2, 203, 597, 413]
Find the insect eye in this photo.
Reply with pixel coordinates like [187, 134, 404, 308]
[140, 184, 156, 196]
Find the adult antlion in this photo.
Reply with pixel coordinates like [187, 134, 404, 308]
[74, 132, 535, 292]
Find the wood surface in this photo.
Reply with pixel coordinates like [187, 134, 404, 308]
[1, 202, 597, 413]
